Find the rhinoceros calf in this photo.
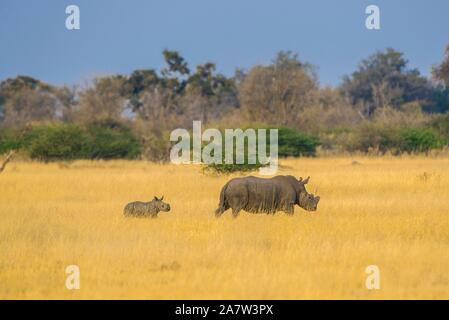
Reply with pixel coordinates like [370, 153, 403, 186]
[215, 175, 320, 217]
[124, 196, 170, 218]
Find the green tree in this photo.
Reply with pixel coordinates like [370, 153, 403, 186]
[341, 48, 433, 116]
[429, 41, 449, 113]
[122, 69, 160, 111]
[161, 49, 190, 77]
[121, 50, 189, 116]
[160, 50, 190, 94]
[433, 42, 449, 87]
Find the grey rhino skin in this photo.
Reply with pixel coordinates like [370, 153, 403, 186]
[215, 175, 320, 218]
[124, 196, 170, 218]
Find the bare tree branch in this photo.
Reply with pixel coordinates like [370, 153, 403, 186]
[357, 110, 366, 121]
[0, 150, 15, 174]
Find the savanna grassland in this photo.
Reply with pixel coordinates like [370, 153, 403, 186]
[1, 157, 449, 299]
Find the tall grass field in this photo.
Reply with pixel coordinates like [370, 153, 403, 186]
[1, 157, 448, 299]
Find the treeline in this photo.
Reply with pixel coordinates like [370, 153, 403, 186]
[1, 44, 449, 161]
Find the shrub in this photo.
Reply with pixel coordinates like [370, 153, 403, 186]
[203, 127, 319, 174]
[0, 128, 25, 154]
[319, 127, 356, 153]
[352, 123, 401, 153]
[138, 128, 172, 162]
[399, 127, 447, 153]
[431, 112, 449, 138]
[201, 131, 266, 174]
[347, 123, 447, 154]
[277, 127, 319, 157]
[26, 124, 89, 161]
[203, 162, 265, 174]
[85, 120, 141, 159]
[1, 121, 141, 161]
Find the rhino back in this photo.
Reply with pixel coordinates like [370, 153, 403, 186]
[124, 201, 158, 216]
[226, 176, 296, 213]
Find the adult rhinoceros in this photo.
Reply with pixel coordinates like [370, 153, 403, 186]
[215, 175, 320, 217]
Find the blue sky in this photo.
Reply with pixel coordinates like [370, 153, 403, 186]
[1, 0, 448, 87]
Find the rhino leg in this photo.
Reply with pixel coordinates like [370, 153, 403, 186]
[231, 207, 241, 218]
[284, 204, 294, 215]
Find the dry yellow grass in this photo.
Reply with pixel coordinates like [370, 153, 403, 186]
[1, 156, 449, 299]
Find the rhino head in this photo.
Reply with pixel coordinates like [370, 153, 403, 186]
[297, 176, 320, 211]
[152, 196, 171, 212]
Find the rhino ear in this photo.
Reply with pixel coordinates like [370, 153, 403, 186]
[154, 196, 158, 201]
[160, 195, 164, 201]
[302, 176, 310, 185]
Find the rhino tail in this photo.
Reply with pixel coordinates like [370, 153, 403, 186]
[215, 182, 229, 216]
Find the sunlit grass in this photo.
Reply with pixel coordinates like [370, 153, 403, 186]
[1, 156, 449, 299]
